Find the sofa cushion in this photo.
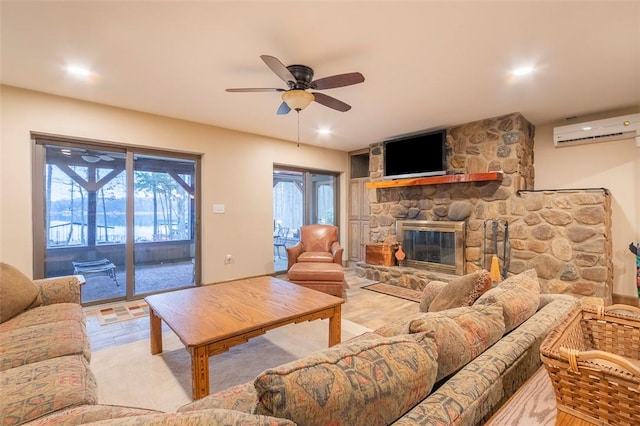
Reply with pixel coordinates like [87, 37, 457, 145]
[85, 409, 296, 425]
[428, 270, 492, 312]
[0, 302, 85, 333]
[409, 304, 505, 381]
[473, 268, 541, 332]
[287, 262, 344, 281]
[0, 262, 42, 323]
[24, 404, 161, 426]
[254, 335, 438, 426]
[419, 280, 448, 312]
[0, 320, 91, 371]
[297, 251, 334, 263]
[0, 354, 97, 425]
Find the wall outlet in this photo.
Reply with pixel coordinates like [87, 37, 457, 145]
[224, 254, 233, 264]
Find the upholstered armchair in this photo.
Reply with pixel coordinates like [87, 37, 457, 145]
[286, 224, 344, 271]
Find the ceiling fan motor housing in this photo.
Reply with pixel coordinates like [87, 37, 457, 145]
[286, 65, 314, 89]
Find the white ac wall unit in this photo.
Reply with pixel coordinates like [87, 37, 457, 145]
[553, 113, 640, 148]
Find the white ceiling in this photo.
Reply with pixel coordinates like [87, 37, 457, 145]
[2, 1, 639, 152]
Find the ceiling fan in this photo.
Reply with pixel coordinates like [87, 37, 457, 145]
[226, 55, 365, 114]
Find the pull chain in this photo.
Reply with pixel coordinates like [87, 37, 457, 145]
[296, 111, 300, 148]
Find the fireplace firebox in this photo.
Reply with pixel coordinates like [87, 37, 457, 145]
[395, 220, 466, 275]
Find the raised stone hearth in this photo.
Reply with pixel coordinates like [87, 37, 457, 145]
[364, 112, 612, 304]
[355, 262, 456, 291]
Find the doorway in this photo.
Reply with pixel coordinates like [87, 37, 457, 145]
[32, 137, 201, 305]
[272, 166, 338, 273]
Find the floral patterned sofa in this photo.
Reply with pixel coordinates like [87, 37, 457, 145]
[0, 262, 97, 425]
[2, 264, 580, 425]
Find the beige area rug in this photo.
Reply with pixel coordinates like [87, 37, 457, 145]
[91, 318, 371, 413]
[485, 367, 558, 425]
[95, 301, 149, 326]
[363, 282, 422, 302]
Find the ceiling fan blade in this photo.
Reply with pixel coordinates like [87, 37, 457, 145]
[277, 101, 291, 115]
[261, 55, 296, 84]
[311, 92, 351, 112]
[311, 72, 365, 90]
[226, 88, 284, 93]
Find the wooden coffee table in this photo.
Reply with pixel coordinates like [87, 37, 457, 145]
[144, 276, 343, 400]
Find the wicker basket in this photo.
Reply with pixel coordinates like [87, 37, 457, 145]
[540, 304, 640, 425]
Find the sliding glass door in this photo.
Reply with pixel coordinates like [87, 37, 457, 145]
[133, 154, 197, 296]
[33, 137, 200, 305]
[273, 167, 338, 272]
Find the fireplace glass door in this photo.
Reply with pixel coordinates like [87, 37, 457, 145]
[396, 220, 466, 275]
[403, 230, 456, 266]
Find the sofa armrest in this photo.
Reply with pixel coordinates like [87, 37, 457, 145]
[178, 382, 257, 414]
[330, 241, 344, 265]
[32, 275, 85, 305]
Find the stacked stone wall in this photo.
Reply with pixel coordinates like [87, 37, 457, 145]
[365, 112, 612, 303]
[511, 189, 612, 303]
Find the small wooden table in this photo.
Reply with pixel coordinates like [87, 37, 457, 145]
[144, 276, 343, 400]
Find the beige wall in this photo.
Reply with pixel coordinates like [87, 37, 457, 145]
[534, 109, 640, 297]
[0, 85, 350, 283]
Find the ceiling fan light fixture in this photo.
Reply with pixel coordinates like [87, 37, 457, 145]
[282, 90, 314, 111]
[81, 155, 101, 163]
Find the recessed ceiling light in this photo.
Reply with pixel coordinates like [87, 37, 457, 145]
[66, 65, 92, 78]
[317, 127, 332, 135]
[511, 66, 534, 77]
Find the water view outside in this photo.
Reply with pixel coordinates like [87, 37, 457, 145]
[46, 164, 193, 247]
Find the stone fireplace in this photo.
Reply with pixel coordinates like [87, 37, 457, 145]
[358, 112, 613, 304]
[396, 220, 465, 275]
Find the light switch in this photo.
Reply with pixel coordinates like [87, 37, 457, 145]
[213, 204, 225, 214]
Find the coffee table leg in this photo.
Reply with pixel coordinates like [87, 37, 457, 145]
[191, 346, 209, 400]
[328, 305, 341, 347]
[149, 308, 162, 355]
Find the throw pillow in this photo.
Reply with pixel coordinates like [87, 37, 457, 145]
[473, 268, 541, 332]
[254, 335, 438, 426]
[408, 304, 505, 381]
[419, 280, 448, 312]
[0, 262, 42, 323]
[428, 270, 492, 312]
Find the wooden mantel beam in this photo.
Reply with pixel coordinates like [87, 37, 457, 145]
[365, 172, 503, 189]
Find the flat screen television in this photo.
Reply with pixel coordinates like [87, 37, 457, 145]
[383, 129, 447, 180]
